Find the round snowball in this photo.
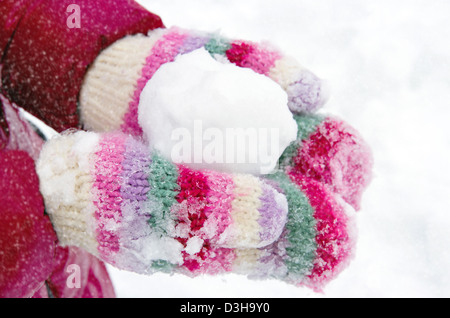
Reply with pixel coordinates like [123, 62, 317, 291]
[138, 48, 297, 175]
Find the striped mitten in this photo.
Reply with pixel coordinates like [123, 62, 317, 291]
[37, 131, 357, 290]
[279, 113, 373, 211]
[79, 26, 329, 136]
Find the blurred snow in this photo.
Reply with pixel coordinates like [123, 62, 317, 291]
[104, 0, 450, 297]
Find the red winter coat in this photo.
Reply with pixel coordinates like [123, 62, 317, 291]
[0, 0, 164, 133]
[0, 0, 164, 298]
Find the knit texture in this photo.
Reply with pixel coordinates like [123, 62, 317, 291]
[260, 172, 317, 283]
[92, 133, 127, 264]
[227, 174, 264, 248]
[122, 28, 190, 135]
[79, 33, 165, 132]
[36, 130, 357, 290]
[289, 172, 356, 290]
[281, 115, 373, 210]
[37, 132, 290, 274]
[276, 113, 373, 211]
[230, 171, 355, 291]
[37, 132, 99, 256]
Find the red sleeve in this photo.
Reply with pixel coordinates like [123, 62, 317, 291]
[0, 0, 34, 58]
[1, 0, 164, 132]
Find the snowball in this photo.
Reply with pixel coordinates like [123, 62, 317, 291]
[138, 48, 298, 175]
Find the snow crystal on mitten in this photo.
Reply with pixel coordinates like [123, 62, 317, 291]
[37, 131, 289, 275]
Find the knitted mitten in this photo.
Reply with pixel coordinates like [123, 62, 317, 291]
[278, 113, 373, 211]
[37, 130, 357, 291]
[79, 26, 329, 135]
[37, 132, 288, 269]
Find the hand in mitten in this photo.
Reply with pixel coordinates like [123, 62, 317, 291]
[279, 113, 373, 211]
[37, 130, 359, 291]
[79, 26, 329, 136]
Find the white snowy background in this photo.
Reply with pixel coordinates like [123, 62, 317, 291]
[104, 0, 450, 298]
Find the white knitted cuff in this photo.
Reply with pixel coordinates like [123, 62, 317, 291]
[36, 131, 100, 256]
[79, 29, 166, 132]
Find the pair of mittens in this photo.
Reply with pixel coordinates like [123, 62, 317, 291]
[2, 20, 370, 291]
